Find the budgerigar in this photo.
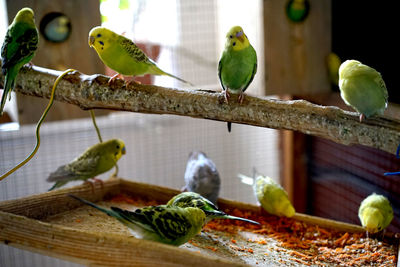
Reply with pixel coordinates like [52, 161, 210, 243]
[183, 151, 220, 204]
[69, 194, 205, 246]
[88, 26, 191, 85]
[238, 173, 295, 217]
[218, 26, 257, 132]
[338, 59, 388, 122]
[358, 193, 393, 234]
[1, 7, 38, 115]
[47, 139, 126, 190]
[167, 192, 259, 225]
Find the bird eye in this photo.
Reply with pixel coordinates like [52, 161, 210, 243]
[97, 33, 101, 37]
[116, 145, 120, 149]
[233, 42, 236, 46]
[229, 35, 233, 39]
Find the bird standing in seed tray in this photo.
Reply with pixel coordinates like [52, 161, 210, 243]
[88, 26, 192, 85]
[69, 194, 205, 246]
[238, 172, 295, 218]
[47, 139, 126, 190]
[338, 59, 388, 122]
[1, 7, 38, 115]
[358, 193, 393, 235]
[183, 151, 221, 204]
[167, 192, 259, 225]
[218, 26, 257, 132]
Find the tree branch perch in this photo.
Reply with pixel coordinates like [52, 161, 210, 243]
[1, 65, 400, 155]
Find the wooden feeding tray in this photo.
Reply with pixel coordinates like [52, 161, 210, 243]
[0, 178, 398, 266]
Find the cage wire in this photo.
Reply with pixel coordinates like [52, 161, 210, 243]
[0, 0, 274, 266]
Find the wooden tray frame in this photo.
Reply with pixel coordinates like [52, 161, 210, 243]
[0, 178, 398, 266]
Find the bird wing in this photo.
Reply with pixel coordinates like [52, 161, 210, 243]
[119, 37, 150, 64]
[110, 206, 156, 233]
[1, 27, 38, 72]
[113, 206, 192, 240]
[47, 154, 101, 182]
[242, 60, 257, 93]
[218, 55, 226, 91]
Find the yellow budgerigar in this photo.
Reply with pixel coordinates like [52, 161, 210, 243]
[238, 172, 295, 217]
[358, 193, 393, 234]
[88, 26, 192, 85]
[47, 139, 126, 190]
[338, 59, 388, 122]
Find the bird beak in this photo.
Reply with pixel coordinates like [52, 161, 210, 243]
[236, 31, 244, 42]
[121, 146, 126, 155]
[88, 35, 95, 47]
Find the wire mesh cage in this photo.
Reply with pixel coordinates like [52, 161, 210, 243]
[0, 1, 276, 266]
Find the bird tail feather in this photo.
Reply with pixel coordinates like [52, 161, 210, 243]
[223, 215, 260, 225]
[68, 194, 122, 219]
[0, 74, 14, 116]
[150, 65, 193, 86]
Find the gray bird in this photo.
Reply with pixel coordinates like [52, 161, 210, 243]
[183, 151, 221, 204]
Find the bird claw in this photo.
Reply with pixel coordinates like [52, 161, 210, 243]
[126, 79, 141, 88]
[238, 92, 245, 104]
[84, 178, 104, 193]
[24, 62, 34, 68]
[224, 90, 230, 103]
[92, 177, 104, 189]
[108, 73, 124, 86]
[359, 114, 365, 122]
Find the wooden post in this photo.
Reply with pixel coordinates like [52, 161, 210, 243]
[264, 0, 331, 95]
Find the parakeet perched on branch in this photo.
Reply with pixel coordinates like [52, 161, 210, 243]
[69, 194, 205, 246]
[47, 139, 126, 190]
[218, 26, 257, 132]
[167, 192, 259, 225]
[358, 193, 393, 234]
[338, 59, 388, 122]
[183, 151, 220, 204]
[1, 7, 38, 115]
[88, 26, 192, 85]
[238, 172, 295, 217]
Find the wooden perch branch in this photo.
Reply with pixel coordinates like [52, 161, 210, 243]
[1, 65, 400, 155]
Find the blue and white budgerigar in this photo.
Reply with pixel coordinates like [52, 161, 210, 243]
[218, 26, 257, 132]
[338, 59, 388, 122]
[167, 192, 259, 225]
[69, 194, 205, 246]
[1, 7, 38, 115]
[183, 151, 220, 204]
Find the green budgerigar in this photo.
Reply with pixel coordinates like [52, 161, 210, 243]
[88, 26, 191, 85]
[1, 7, 38, 115]
[218, 26, 257, 132]
[69, 194, 205, 246]
[358, 193, 393, 234]
[238, 173, 295, 217]
[338, 59, 388, 122]
[167, 192, 259, 225]
[47, 139, 126, 190]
